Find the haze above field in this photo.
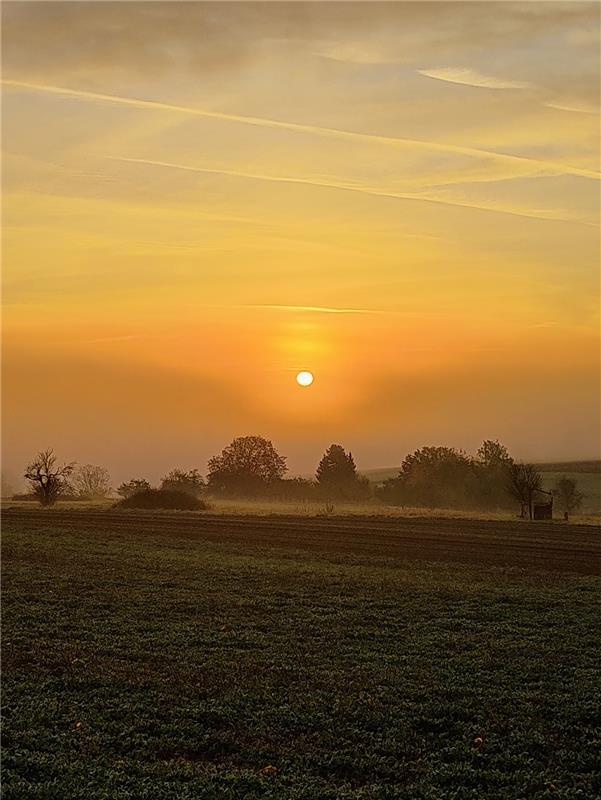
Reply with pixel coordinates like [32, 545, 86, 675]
[2, 2, 600, 481]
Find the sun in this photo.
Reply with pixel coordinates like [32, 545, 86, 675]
[296, 370, 314, 387]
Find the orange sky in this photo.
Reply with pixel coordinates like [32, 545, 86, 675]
[2, 2, 600, 485]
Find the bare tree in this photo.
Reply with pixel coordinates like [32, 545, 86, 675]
[506, 462, 542, 519]
[553, 476, 584, 520]
[71, 464, 111, 500]
[24, 449, 75, 507]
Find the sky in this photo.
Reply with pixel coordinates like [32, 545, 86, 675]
[2, 1, 600, 485]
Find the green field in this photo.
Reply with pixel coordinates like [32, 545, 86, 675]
[2, 510, 600, 799]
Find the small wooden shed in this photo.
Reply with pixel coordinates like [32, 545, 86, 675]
[532, 489, 553, 520]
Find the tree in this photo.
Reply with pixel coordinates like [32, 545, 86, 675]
[117, 478, 152, 499]
[385, 446, 476, 508]
[160, 469, 205, 497]
[207, 436, 287, 496]
[316, 444, 369, 499]
[506, 462, 542, 519]
[379, 442, 519, 511]
[24, 449, 75, 507]
[477, 440, 512, 468]
[71, 464, 111, 500]
[553, 476, 583, 520]
[474, 440, 514, 508]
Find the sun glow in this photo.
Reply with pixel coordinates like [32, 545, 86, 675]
[296, 370, 314, 387]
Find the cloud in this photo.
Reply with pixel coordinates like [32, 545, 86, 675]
[316, 41, 401, 65]
[108, 156, 596, 226]
[4, 79, 599, 182]
[239, 305, 385, 315]
[418, 68, 533, 90]
[544, 100, 600, 115]
[3, 2, 596, 82]
[83, 334, 152, 344]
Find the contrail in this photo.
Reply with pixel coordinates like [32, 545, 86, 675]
[108, 156, 595, 225]
[3, 78, 600, 180]
[418, 68, 533, 90]
[84, 334, 150, 344]
[241, 304, 385, 315]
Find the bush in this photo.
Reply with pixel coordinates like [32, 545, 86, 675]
[265, 477, 320, 502]
[117, 479, 152, 499]
[115, 489, 208, 511]
[160, 469, 205, 497]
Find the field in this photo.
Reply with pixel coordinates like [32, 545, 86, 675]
[4, 493, 600, 524]
[2, 509, 600, 799]
[361, 461, 601, 482]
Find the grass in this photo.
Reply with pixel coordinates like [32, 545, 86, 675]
[3, 495, 599, 524]
[2, 510, 600, 799]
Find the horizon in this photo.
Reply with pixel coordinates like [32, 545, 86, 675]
[2, 440, 599, 495]
[2, 1, 600, 482]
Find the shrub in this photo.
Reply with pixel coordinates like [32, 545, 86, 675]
[115, 489, 208, 511]
[160, 469, 205, 497]
[266, 477, 320, 502]
[117, 479, 152, 499]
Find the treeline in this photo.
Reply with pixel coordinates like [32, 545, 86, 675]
[379, 441, 516, 510]
[20, 437, 585, 518]
[114, 440, 371, 503]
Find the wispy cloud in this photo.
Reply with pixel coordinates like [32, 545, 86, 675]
[108, 156, 595, 226]
[4, 79, 599, 181]
[544, 100, 600, 115]
[316, 41, 400, 65]
[240, 304, 385, 315]
[83, 334, 151, 344]
[418, 68, 533, 90]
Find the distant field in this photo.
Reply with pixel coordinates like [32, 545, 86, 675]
[534, 461, 601, 473]
[360, 466, 400, 483]
[361, 461, 601, 483]
[2, 509, 600, 799]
